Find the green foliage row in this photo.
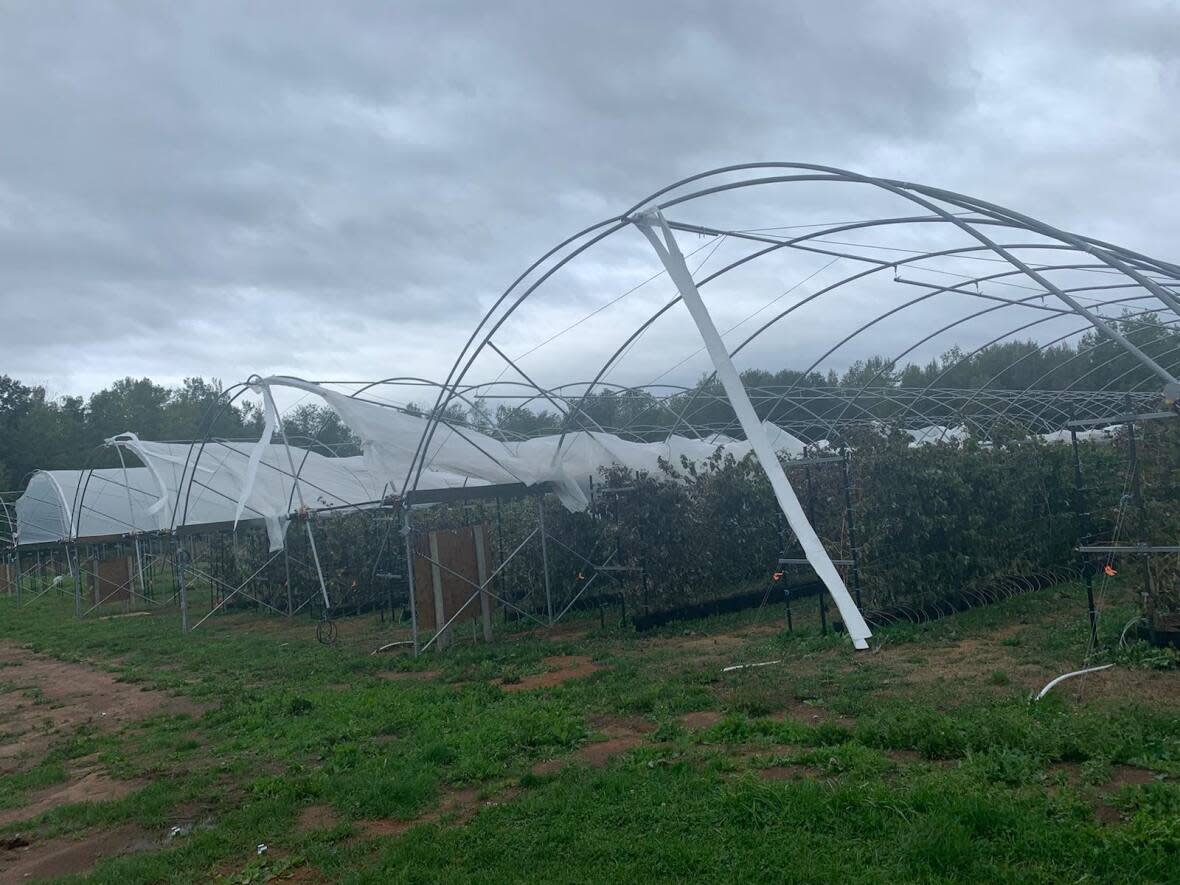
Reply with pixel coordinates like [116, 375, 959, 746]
[572, 431, 1128, 616]
[189, 427, 1139, 623]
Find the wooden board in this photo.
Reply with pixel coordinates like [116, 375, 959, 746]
[92, 554, 132, 606]
[412, 522, 496, 635]
[1, 561, 14, 595]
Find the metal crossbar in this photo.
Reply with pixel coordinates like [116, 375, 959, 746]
[188, 551, 285, 631]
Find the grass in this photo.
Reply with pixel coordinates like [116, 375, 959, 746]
[0, 580, 1176, 882]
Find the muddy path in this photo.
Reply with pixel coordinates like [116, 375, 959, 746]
[0, 642, 208, 880]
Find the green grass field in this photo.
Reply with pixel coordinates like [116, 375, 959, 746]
[0, 581, 1178, 883]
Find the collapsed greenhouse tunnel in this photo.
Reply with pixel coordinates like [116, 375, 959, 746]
[4, 379, 1175, 646]
[149, 368, 1170, 651]
[391, 163, 1180, 649]
[9, 162, 1180, 648]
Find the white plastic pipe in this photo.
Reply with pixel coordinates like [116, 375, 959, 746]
[1033, 663, 1113, 701]
[721, 659, 783, 673]
[633, 210, 872, 650]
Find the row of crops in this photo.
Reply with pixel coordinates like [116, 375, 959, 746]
[186, 421, 1177, 631]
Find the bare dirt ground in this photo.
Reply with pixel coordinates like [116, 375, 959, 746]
[0, 823, 157, 881]
[578, 714, 655, 767]
[879, 633, 1180, 705]
[0, 642, 205, 772]
[356, 783, 523, 840]
[501, 655, 603, 692]
[0, 642, 206, 880]
[297, 804, 342, 832]
[678, 710, 723, 730]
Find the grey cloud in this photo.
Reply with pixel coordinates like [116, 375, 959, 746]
[0, 1, 1176, 401]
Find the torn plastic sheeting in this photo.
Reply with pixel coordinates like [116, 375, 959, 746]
[252, 376, 809, 514]
[108, 436, 386, 551]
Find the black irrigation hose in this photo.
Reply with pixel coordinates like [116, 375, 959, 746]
[631, 580, 824, 632]
[627, 548, 1087, 634]
[860, 567, 1080, 628]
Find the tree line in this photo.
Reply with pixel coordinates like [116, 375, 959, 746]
[0, 376, 361, 490]
[3, 312, 1178, 491]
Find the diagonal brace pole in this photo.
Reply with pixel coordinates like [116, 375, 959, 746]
[632, 209, 872, 649]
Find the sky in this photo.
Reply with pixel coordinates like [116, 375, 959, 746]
[1, 0, 1178, 407]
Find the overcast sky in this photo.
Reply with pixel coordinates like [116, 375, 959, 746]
[2, 1, 1178, 404]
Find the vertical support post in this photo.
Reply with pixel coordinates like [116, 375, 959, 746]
[72, 545, 82, 618]
[143, 535, 152, 593]
[266, 384, 331, 611]
[842, 451, 863, 609]
[473, 524, 493, 642]
[428, 531, 449, 651]
[133, 535, 147, 600]
[537, 495, 554, 625]
[1070, 426, 1098, 648]
[303, 521, 330, 609]
[496, 497, 509, 624]
[35, 550, 43, 594]
[14, 549, 21, 605]
[402, 506, 420, 655]
[633, 210, 871, 649]
[775, 509, 791, 632]
[176, 541, 189, 634]
[806, 465, 827, 635]
[283, 547, 294, 617]
[1126, 403, 1155, 643]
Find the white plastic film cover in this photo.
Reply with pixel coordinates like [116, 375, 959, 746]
[15, 468, 159, 545]
[252, 377, 809, 515]
[109, 435, 387, 551]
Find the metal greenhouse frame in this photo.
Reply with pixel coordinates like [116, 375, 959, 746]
[10, 163, 1180, 652]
